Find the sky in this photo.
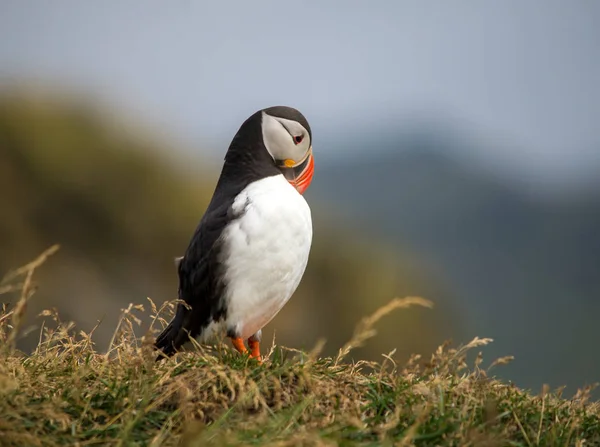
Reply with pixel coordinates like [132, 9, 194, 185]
[1, 1, 599, 180]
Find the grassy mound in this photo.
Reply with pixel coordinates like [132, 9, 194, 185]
[1, 249, 599, 446]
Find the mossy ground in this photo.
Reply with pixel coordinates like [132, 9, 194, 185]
[1, 248, 598, 446]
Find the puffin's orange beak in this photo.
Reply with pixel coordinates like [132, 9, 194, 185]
[279, 147, 314, 195]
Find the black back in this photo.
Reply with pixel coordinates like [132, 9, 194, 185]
[155, 106, 310, 356]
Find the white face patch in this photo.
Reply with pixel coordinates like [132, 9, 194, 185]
[261, 112, 311, 164]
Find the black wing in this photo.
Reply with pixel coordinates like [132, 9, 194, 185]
[155, 199, 233, 357]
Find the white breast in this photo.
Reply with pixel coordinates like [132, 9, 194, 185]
[219, 174, 313, 339]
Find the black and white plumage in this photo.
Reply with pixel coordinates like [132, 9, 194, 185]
[155, 106, 314, 360]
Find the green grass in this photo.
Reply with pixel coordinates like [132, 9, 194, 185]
[1, 248, 599, 446]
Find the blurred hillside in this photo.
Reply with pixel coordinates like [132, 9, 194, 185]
[315, 129, 600, 395]
[0, 90, 461, 362]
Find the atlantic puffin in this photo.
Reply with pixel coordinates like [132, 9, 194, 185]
[155, 106, 314, 361]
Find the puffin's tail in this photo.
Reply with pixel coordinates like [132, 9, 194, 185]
[154, 305, 185, 361]
[154, 322, 179, 360]
[155, 257, 187, 360]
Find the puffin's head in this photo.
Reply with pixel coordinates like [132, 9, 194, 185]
[260, 106, 314, 194]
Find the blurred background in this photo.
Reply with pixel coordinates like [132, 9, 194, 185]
[1, 2, 599, 397]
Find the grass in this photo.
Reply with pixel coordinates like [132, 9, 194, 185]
[1, 248, 599, 446]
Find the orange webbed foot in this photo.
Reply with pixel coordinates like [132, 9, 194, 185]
[248, 338, 262, 363]
[231, 337, 247, 354]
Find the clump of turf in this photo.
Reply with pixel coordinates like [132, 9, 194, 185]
[0, 247, 598, 446]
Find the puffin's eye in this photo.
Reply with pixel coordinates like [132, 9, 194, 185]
[293, 135, 303, 145]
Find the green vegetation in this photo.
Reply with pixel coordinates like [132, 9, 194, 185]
[1, 249, 598, 446]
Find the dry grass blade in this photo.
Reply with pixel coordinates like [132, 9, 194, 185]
[487, 355, 515, 373]
[396, 405, 432, 447]
[336, 296, 433, 363]
[1, 244, 60, 284]
[4, 244, 60, 349]
[536, 384, 549, 445]
[513, 410, 533, 447]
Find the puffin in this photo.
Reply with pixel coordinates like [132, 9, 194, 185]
[155, 106, 314, 361]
